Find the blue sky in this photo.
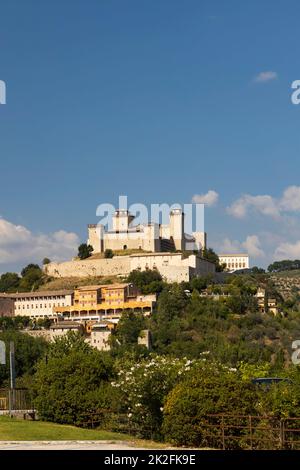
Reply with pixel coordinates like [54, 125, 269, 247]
[1, 0, 300, 272]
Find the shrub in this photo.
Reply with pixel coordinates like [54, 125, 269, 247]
[33, 334, 114, 425]
[104, 249, 114, 259]
[78, 243, 93, 260]
[162, 361, 258, 448]
[112, 354, 193, 439]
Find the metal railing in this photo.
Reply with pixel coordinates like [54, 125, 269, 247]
[0, 388, 33, 412]
[200, 414, 300, 450]
[78, 411, 300, 449]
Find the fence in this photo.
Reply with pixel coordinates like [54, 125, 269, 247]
[0, 388, 33, 412]
[79, 411, 300, 449]
[200, 414, 300, 450]
[79, 410, 157, 440]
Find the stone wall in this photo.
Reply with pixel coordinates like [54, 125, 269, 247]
[44, 253, 215, 283]
[44, 256, 131, 278]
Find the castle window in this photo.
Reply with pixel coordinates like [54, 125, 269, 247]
[123, 245, 127, 250]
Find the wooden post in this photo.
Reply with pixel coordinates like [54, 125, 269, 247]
[249, 416, 253, 450]
[280, 419, 285, 449]
[221, 415, 226, 450]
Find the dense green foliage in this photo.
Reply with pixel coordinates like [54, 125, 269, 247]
[127, 269, 164, 294]
[33, 333, 114, 425]
[110, 311, 147, 357]
[0, 330, 48, 387]
[202, 248, 225, 272]
[104, 249, 114, 258]
[0, 263, 44, 293]
[77, 243, 94, 260]
[112, 355, 193, 438]
[268, 259, 300, 272]
[162, 361, 257, 447]
[4, 264, 300, 448]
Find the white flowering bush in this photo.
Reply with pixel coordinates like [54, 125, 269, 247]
[111, 354, 194, 438]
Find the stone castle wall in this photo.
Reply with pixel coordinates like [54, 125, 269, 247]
[44, 256, 131, 278]
[44, 253, 215, 283]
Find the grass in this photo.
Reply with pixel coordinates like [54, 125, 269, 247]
[0, 416, 173, 448]
[37, 275, 124, 292]
[271, 270, 300, 278]
[0, 416, 131, 441]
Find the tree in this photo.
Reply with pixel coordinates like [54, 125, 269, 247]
[0, 272, 20, 292]
[191, 275, 212, 292]
[162, 361, 258, 448]
[113, 355, 192, 438]
[0, 330, 48, 387]
[42, 258, 51, 265]
[104, 249, 114, 259]
[268, 260, 300, 273]
[33, 333, 114, 425]
[150, 284, 189, 353]
[251, 266, 266, 274]
[19, 264, 44, 291]
[202, 248, 225, 272]
[48, 331, 92, 359]
[111, 311, 146, 349]
[127, 269, 163, 293]
[21, 264, 41, 277]
[77, 243, 93, 260]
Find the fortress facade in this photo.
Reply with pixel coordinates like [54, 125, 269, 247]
[87, 208, 206, 254]
[44, 207, 216, 283]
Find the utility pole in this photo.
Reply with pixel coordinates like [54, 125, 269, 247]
[9, 342, 16, 416]
[0, 340, 5, 366]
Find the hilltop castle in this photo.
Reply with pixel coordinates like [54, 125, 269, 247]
[87, 208, 206, 254]
[44, 207, 215, 283]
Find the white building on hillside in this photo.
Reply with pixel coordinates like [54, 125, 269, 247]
[13, 290, 73, 319]
[218, 254, 250, 272]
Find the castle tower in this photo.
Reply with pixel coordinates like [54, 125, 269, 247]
[112, 210, 135, 232]
[87, 224, 104, 253]
[192, 231, 207, 251]
[169, 209, 184, 251]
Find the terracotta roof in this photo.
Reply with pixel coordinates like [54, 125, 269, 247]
[11, 290, 73, 299]
[76, 283, 129, 291]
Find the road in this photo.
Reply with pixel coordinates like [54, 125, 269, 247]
[0, 440, 148, 450]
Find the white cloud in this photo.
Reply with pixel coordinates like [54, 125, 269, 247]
[216, 235, 265, 259]
[242, 235, 265, 258]
[218, 237, 241, 253]
[274, 241, 300, 260]
[0, 218, 79, 265]
[192, 190, 219, 207]
[227, 194, 280, 219]
[254, 71, 278, 83]
[227, 186, 300, 220]
[279, 186, 300, 212]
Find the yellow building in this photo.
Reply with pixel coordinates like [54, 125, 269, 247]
[54, 283, 155, 320]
